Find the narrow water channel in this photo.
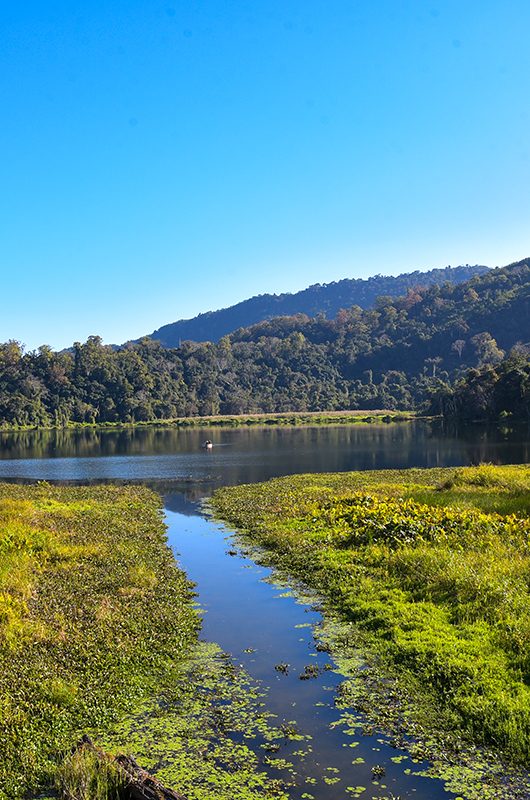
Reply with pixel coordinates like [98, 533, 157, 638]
[164, 491, 457, 800]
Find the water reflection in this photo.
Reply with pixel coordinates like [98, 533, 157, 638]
[0, 421, 528, 485]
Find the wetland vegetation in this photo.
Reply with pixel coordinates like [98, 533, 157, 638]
[212, 463, 530, 792]
[0, 483, 290, 800]
[0, 482, 195, 798]
[4, 455, 530, 800]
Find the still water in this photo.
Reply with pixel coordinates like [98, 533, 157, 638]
[2, 420, 529, 799]
[0, 419, 528, 484]
[165, 501, 456, 800]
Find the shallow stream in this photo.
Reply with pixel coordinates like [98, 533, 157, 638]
[165, 493, 455, 799]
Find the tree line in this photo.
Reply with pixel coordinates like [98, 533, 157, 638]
[428, 347, 530, 421]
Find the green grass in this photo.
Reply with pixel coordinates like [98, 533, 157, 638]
[212, 463, 530, 767]
[0, 408, 417, 432]
[54, 745, 124, 800]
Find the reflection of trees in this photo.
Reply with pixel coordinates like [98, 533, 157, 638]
[427, 420, 530, 465]
[0, 421, 528, 482]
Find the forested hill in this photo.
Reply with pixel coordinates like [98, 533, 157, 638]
[146, 264, 488, 346]
[230, 257, 529, 369]
[0, 259, 528, 426]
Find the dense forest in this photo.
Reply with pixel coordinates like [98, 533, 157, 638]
[428, 347, 530, 420]
[146, 264, 487, 346]
[1, 259, 528, 427]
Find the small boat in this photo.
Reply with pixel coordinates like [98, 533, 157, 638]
[202, 439, 213, 450]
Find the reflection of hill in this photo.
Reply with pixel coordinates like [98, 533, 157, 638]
[429, 420, 530, 466]
[0, 427, 223, 460]
[162, 490, 205, 516]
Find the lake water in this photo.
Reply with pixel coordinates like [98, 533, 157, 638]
[3, 420, 530, 799]
[0, 419, 528, 485]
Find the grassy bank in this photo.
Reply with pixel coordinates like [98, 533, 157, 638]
[0, 409, 417, 432]
[0, 484, 289, 800]
[212, 464, 530, 776]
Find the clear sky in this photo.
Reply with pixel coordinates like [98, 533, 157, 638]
[2, 1, 529, 350]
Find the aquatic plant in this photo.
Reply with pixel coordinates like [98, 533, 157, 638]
[299, 664, 320, 680]
[212, 464, 530, 771]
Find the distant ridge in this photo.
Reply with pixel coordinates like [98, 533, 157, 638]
[143, 264, 488, 347]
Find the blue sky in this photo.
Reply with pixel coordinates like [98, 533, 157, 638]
[1, 1, 529, 350]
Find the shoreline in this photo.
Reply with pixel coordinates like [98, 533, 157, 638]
[0, 409, 421, 433]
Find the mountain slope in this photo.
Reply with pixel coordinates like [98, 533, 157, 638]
[146, 264, 488, 346]
[230, 259, 530, 382]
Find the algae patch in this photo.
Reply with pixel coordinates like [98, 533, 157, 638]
[97, 641, 297, 800]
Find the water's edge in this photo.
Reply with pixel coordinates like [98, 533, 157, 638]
[164, 499, 459, 800]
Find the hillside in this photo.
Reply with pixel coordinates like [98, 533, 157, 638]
[230, 258, 529, 373]
[146, 264, 488, 346]
[0, 259, 527, 426]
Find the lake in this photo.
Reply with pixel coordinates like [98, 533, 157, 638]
[0, 419, 528, 485]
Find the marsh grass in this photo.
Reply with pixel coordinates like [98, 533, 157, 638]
[0, 483, 199, 800]
[55, 747, 124, 800]
[212, 463, 530, 765]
